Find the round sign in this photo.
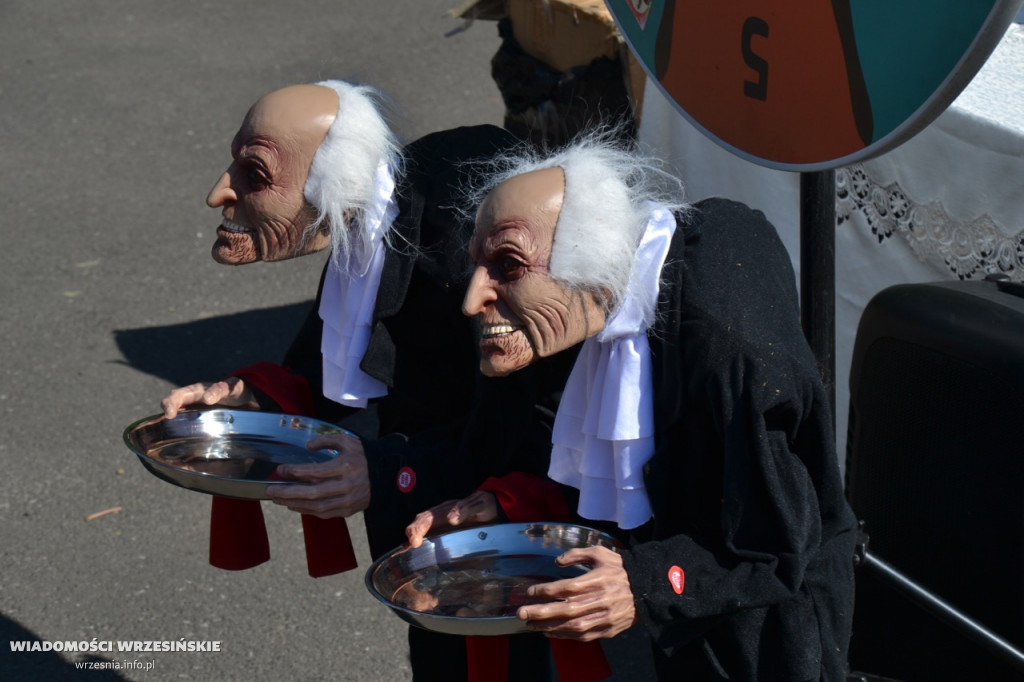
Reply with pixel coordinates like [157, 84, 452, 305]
[607, 0, 1023, 170]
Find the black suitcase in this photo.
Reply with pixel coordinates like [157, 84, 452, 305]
[845, 278, 1024, 682]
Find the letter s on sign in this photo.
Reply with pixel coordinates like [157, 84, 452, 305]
[742, 17, 769, 101]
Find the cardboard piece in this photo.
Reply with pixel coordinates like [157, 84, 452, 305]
[454, 0, 646, 118]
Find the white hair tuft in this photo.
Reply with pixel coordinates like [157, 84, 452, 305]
[466, 129, 689, 311]
[303, 80, 403, 268]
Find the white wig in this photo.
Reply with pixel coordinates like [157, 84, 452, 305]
[303, 80, 403, 268]
[471, 132, 689, 313]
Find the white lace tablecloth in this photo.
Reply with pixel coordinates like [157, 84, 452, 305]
[638, 22, 1024, 458]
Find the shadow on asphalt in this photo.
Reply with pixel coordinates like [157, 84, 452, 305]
[112, 302, 314, 387]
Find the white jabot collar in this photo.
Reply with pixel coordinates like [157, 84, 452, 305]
[548, 204, 677, 529]
[319, 160, 398, 407]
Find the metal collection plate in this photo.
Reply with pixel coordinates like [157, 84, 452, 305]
[123, 409, 348, 500]
[365, 522, 622, 636]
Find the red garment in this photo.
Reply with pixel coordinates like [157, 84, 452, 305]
[477, 471, 571, 523]
[207, 362, 358, 578]
[466, 472, 612, 682]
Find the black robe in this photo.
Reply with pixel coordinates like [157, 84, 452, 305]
[618, 197, 858, 680]
[259, 124, 572, 681]
[463, 197, 856, 681]
[275, 124, 560, 555]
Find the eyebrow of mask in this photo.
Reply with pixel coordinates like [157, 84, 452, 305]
[482, 221, 532, 250]
[471, 221, 519, 257]
[233, 132, 278, 160]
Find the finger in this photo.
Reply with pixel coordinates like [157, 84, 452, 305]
[266, 479, 344, 502]
[529, 565, 622, 603]
[266, 478, 365, 516]
[222, 376, 248, 401]
[161, 383, 207, 418]
[526, 582, 568, 602]
[532, 620, 617, 642]
[276, 459, 344, 481]
[307, 433, 360, 452]
[270, 497, 353, 518]
[555, 547, 607, 566]
[517, 598, 590, 624]
[406, 500, 462, 547]
[279, 447, 365, 480]
[161, 397, 182, 419]
[447, 495, 488, 525]
[529, 573, 622, 609]
[406, 511, 441, 548]
[519, 598, 607, 630]
[200, 381, 232, 406]
[448, 491, 499, 526]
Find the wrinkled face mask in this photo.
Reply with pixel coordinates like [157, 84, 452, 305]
[464, 167, 606, 377]
[206, 85, 335, 265]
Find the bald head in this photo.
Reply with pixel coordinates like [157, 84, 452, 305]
[244, 84, 338, 156]
[205, 81, 400, 267]
[206, 84, 338, 265]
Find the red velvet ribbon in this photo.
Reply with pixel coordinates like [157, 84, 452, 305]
[465, 637, 611, 682]
[301, 513, 357, 577]
[550, 639, 613, 681]
[465, 473, 612, 681]
[208, 496, 358, 577]
[209, 496, 270, 570]
[207, 362, 358, 578]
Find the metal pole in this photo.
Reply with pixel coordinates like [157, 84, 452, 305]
[800, 170, 837, 427]
[862, 550, 1024, 672]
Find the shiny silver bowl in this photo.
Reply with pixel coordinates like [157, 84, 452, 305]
[123, 409, 349, 500]
[365, 522, 622, 636]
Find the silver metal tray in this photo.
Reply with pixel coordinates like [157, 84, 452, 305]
[123, 409, 348, 500]
[365, 522, 622, 636]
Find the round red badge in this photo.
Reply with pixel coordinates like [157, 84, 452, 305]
[396, 466, 416, 493]
[668, 565, 685, 595]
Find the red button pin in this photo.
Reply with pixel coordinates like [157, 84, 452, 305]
[397, 466, 416, 493]
[668, 565, 685, 595]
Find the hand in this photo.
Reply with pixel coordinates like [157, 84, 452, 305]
[517, 546, 637, 641]
[405, 491, 499, 548]
[160, 378, 258, 419]
[265, 432, 370, 519]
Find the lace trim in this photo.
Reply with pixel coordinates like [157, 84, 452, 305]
[836, 165, 1024, 282]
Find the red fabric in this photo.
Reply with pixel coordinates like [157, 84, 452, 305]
[478, 472, 572, 523]
[209, 496, 358, 577]
[207, 361, 357, 577]
[208, 497, 270, 570]
[301, 514, 357, 577]
[464, 636, 610, 682]
[550, 639, 612, 682]
[231, 361, 315, 416]
[467, 473, 610, 681]
[466, 636, 511, 682]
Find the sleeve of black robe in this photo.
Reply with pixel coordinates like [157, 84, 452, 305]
[619, 199, 856, 676]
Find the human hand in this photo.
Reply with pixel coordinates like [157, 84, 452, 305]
[517, 546, 636, 641]
[265, 432, 370, 518]
[160, 378, 258, 419]
[404, 491, 499, 548]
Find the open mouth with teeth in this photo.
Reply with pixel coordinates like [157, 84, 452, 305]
[481, 324, 523, 339]
[217, 219, 254, 235]
[212, 218, 262, 263]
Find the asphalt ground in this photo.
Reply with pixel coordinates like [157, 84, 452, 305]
[0, 2, 512, 680]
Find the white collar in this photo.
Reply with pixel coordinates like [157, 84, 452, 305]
[548, 204, 677, 529]
[318, 160, 399, 407]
